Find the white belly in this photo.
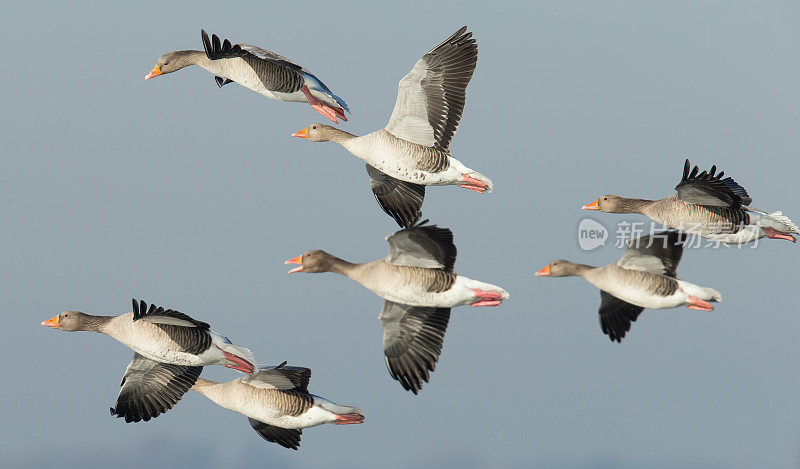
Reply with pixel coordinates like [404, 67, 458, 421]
[365, 275, 507, 308]
[342, 133, 464, 186]
[595, 283, 687, 310]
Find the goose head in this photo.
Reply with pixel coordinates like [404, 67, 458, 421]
[291, 124, 344, 142]
[41, 311, 91, 331]
[285, 250, 340, 273]
[582, 195, 626, 213]
[145, 51, 196, 79]
[535, 260, 585, 277]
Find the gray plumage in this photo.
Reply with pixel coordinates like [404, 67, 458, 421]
[110, 353, 202, 423]
[380, 301, 451, 394]
[366, 164, 425, 228]
[385, 26, 478, 150]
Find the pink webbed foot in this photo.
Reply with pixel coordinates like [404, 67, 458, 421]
[333, 413, 364, 425]
[220, 348, 255, 374]
[459, 174, 488, 194]
[685, 296, 713, 312]
[301, 85, 344, 123]
[763, 227, 797, 243]
[470, 289, 504, 307]
[471, 300, 502, 307]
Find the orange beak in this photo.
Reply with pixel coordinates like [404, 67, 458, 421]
[41, 315, 60, 328]
[144, 65, 162, 80]
[285, 255, 304, 273]
[291, 127, 309, 138]
[582, 199, 600, 210]
[534, 265, 551, 277]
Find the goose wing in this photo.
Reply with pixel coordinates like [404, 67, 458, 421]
[675, 159, 752, 208]
[366, 164, 424, 228]
[201, 30, 305, 93]
[616, 231, 686, 277]
[385, 220, 456, 270]
[248, 418, 302, 450]
[598, 292, 644, 343]
[110, 353, 202, 423]
[131, 299, 212, 355]
[380, 301, 450, 394]
[241, 362, 311, 391]
[384, 27, 477, 150]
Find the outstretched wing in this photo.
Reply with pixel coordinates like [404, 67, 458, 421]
[110, 353, 202, 423]
[380, 301, 451, 394]
[385, 220, 457, 270]
[675, 159, 752, 208]
[366, 164, 424, 228]
[241, 363, 311, 391]
[385, 27, 478, 150]
[617, 231, 686, 277]
[248, 418, 302, 450]
[598, 292, 644, 343]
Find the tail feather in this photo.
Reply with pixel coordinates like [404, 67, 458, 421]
[746, 207, 800, 234]
[466, 171, 493, 193]
[315, 398, 364, 424]
[765, 211, 800, 234]
[699, 287, 722, 303]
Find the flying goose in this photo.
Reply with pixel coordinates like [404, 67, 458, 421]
[284, 220, 509, 393]
[583, 159, 799, 244]
[535, 231, 722, 343]
[145, 30, 349, 123]
[41, 299, 256, 422]
[291, 27, 491, 228]
[191, 362, 364, 450]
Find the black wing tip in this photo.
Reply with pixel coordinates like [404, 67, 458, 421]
[109, 405, 152, 423]
[679, 159, 751, 206]
[201, 30, 243, 60]
[130, 298, 211, 329]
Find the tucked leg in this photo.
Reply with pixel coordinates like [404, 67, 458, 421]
[763, 227, 797, 242]
[459, 174, 488, 193]
[301, 86, 342, 123]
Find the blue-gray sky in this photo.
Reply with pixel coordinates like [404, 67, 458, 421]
[3, 1, 800, 468]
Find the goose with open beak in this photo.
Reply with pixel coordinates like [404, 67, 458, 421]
[285, 220, 508, 393]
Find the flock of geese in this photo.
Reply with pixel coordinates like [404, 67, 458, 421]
[41, 26, 798, 450]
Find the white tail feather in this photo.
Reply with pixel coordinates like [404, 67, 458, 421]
[746, 207, 800, 235]
[699, 287, 722, 302]
[468, 171, 493, 193]
[315, 398, 364, 417]
[765, 211, 800, 234]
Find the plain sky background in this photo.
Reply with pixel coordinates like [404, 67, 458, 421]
[2, 1, 800, 467]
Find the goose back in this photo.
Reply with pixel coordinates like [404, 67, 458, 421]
[645, 195, 751, 235]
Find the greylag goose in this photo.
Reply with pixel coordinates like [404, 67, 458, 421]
[41, 299, 256, 422]
[291, 27, 491, 228]
[284, 220, 508, 393]
[145, 30, 349, 123]
[535, 231, 722, 343]
[191, 361, 364, 450]
[583, 159, 799, 243]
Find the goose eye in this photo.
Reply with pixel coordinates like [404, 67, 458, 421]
[312, 125, 317, 129]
